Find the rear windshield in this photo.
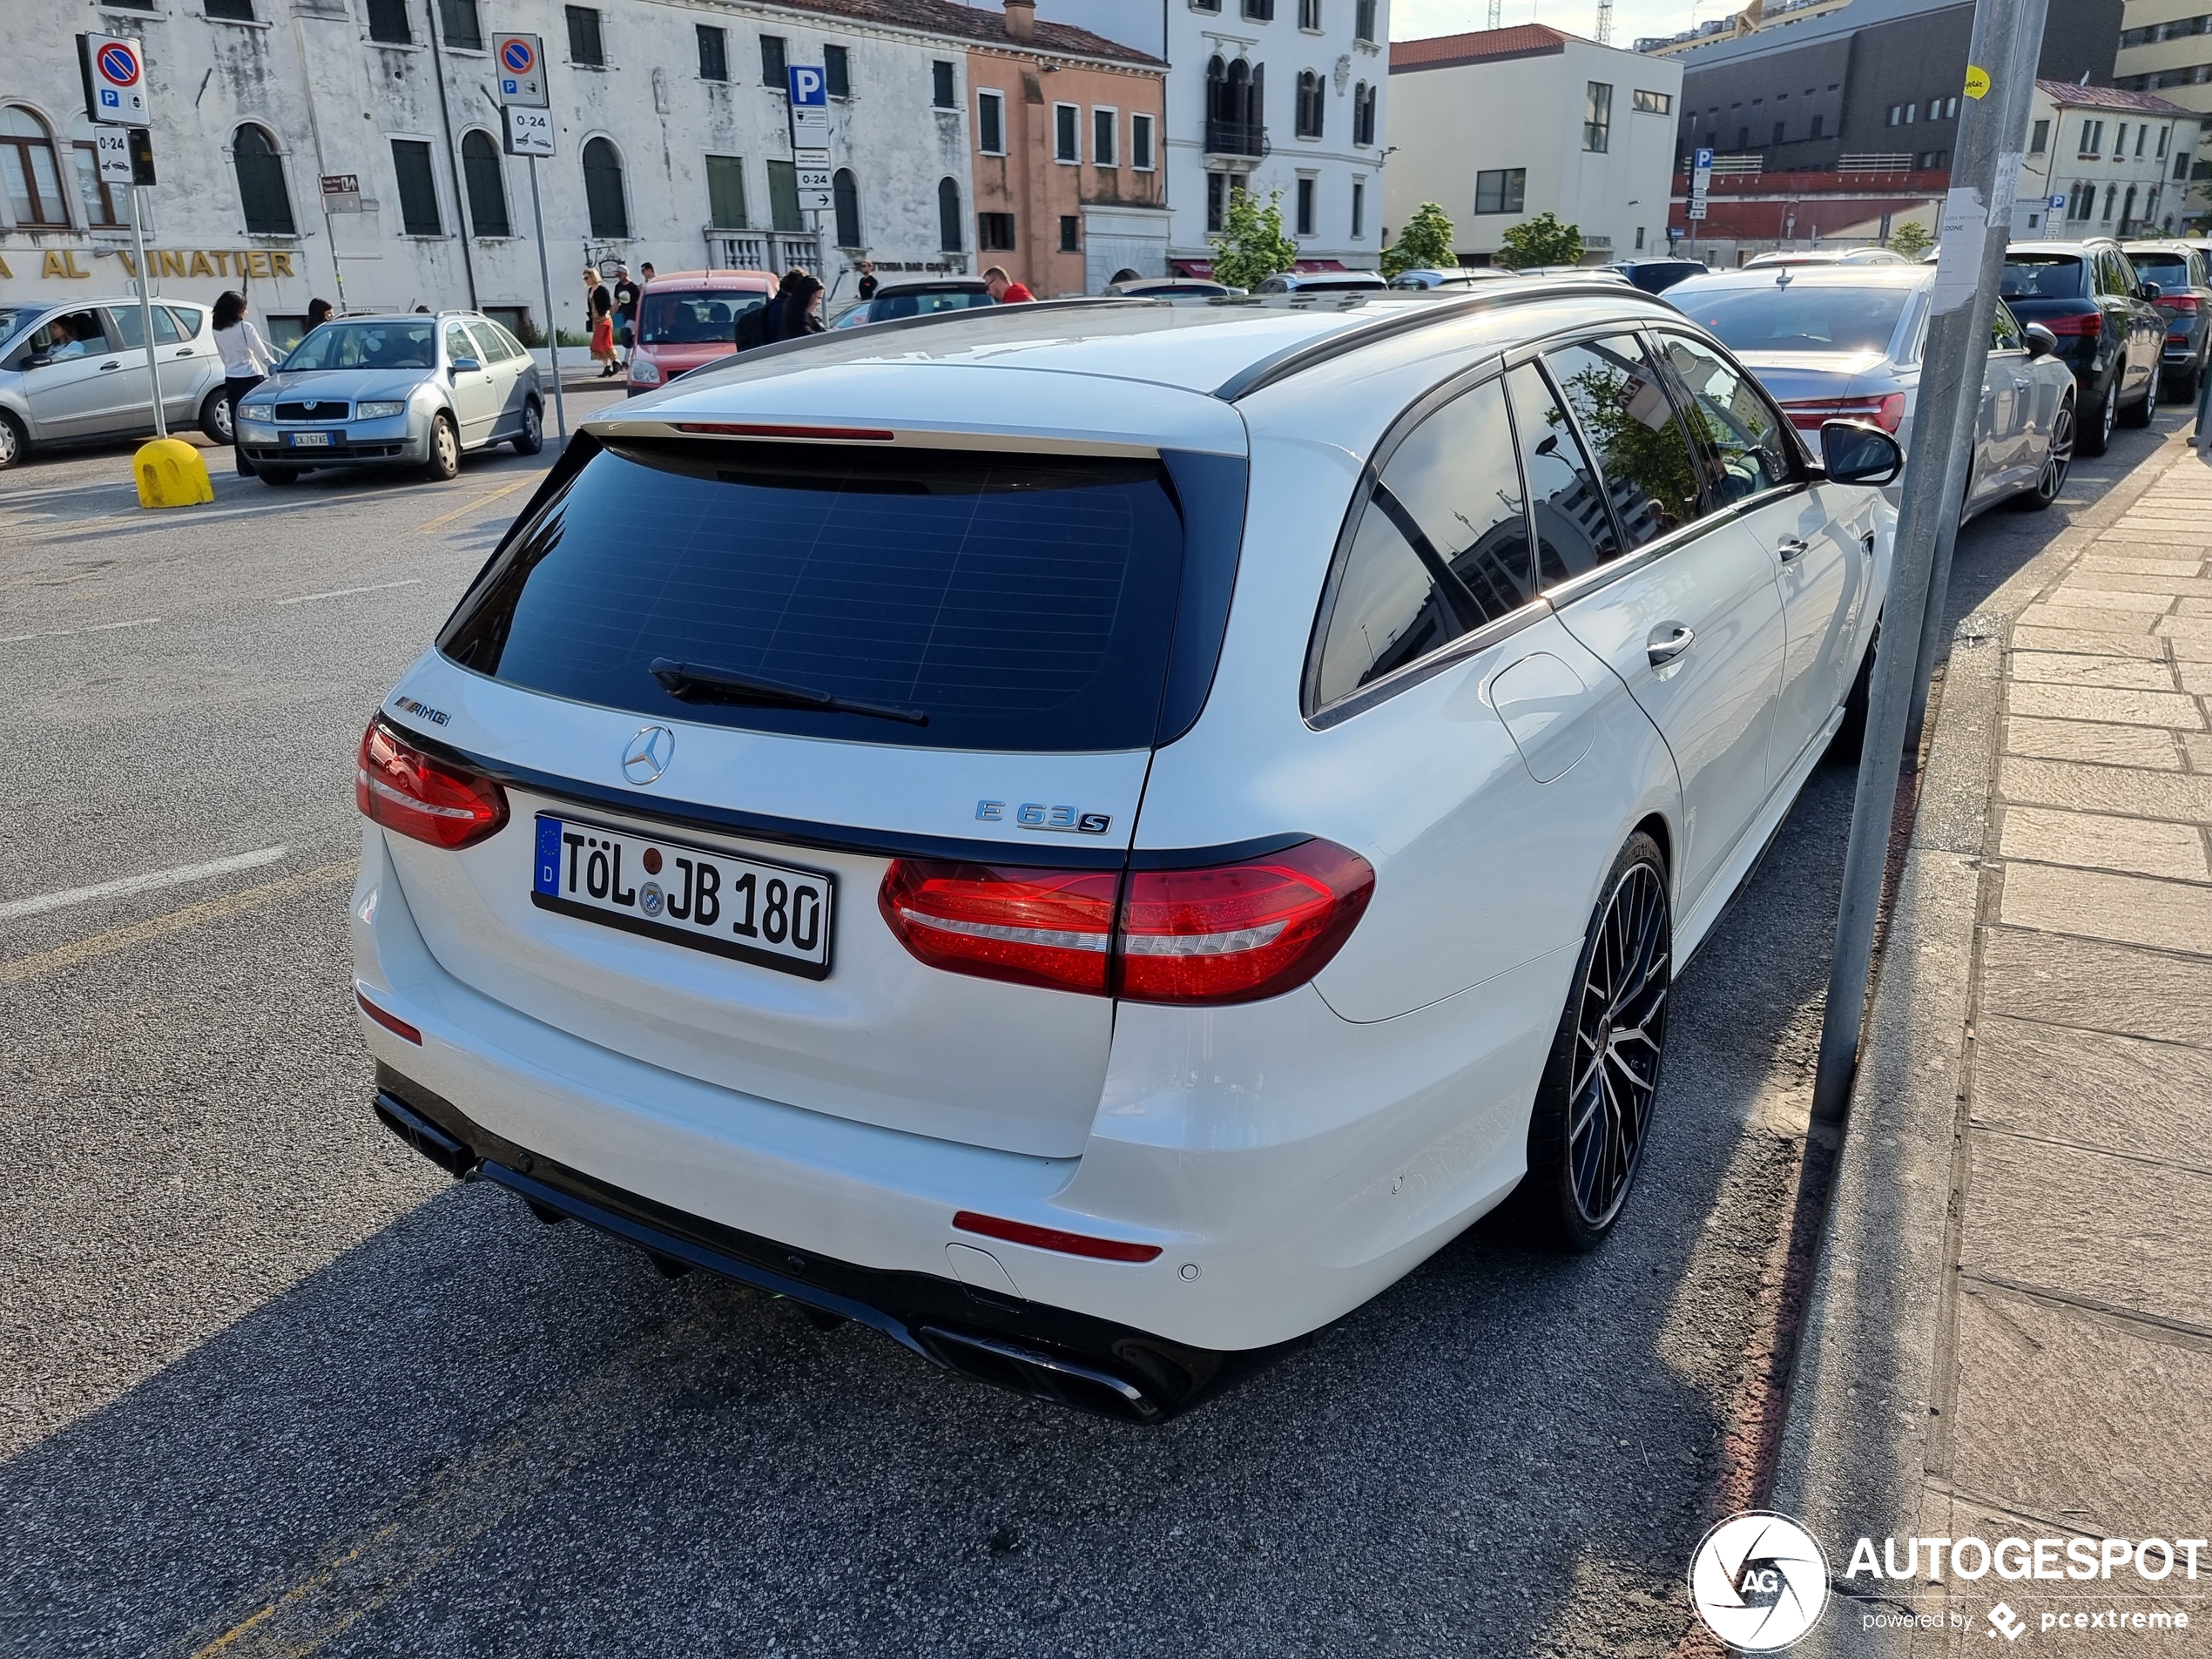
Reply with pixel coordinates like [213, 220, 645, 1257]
[2001, 256, 2086, 300]
[1669, 284, 1912, 354]
[2128, 253, 2193, 287]
[870, 289, 994, 320]
[284, 320, 436, 370]
[440, 440, 1240, 752]
[641, 291, 760, 344]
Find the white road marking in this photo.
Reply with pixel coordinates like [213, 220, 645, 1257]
[85, 616, 164, 631]
[0, 846, 288, 924]
[0, 617, 162, 644]
[274, 578, 423, 607]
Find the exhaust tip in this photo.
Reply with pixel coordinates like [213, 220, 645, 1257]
[918, 1325, 1168, 1423]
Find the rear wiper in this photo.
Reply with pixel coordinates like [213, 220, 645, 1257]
[649, 658, 928, 726]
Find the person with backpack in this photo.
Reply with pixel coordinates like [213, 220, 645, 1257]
[735, 268, 811, 351]
[773, 273, 825, 341]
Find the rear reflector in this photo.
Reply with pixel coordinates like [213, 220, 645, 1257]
[2039, 311, 2102, 338]
[356, 716, 509, 850]
[954, 1211, 1163, 1263]
[356, 987, 422, 1045]
[1780, 392, 1906, 433]
[880, 838, 1375, 1005]
[672, 422, 895, 441]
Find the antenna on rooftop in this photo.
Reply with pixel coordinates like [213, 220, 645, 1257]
[1487, 0, 1503, 24]
[1595, 0, 1614, 41]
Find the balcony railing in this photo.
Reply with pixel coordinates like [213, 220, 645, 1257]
[1204, 118, 1268, 158]
[707, 231, 823, 274]
[1837, 153, 1913, 172]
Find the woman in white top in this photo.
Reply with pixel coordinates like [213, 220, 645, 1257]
[212, 289, 279, 477]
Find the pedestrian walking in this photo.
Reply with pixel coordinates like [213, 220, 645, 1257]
[211, 288, 278, 478]
[982, 266, 1035, 304]
[584, 266, 617, 376]
[773, 273, 825, 341]
[856, 260, 879, 300]
[612, 264, 640, 368]
[307, 297, 334, 330]
[736, 267, 809, 351]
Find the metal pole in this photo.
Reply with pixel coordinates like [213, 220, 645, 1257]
[1810, 0, 2048, 1124]
[529, 157, 566, 441]
[1900, 2, 2052, 764]
[128, 182, 166, 441]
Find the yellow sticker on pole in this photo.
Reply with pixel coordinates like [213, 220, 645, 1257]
[1964, 64, 1991, 98]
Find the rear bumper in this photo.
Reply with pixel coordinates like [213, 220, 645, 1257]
[371, 1066, 1246, 1420]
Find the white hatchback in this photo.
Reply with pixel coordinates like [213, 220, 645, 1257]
[354, 289, 1898, 1420]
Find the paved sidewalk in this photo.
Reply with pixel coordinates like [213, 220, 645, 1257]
[1777, 437, 2212, 1655]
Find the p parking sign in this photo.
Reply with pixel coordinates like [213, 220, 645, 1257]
[80, 33, 148, 125]
[494, 33, 546, 107]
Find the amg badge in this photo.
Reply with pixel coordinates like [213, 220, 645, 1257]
[976, 800, 1112, 835]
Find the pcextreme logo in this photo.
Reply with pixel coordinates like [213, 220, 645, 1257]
[1689, 1511, 1831, 1650]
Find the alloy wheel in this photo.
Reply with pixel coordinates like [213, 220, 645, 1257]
[2101, 378, 2118, 445]
[1565, 860, 1671, 1228]
[2039, 398, 2074, 502]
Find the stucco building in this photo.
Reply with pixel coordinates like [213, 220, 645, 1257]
[2114, 0, 2212, 225]
[0, 0, 1143, 343]
[964, 0, 1167, 296]
[1385, 25, 1684, 266]
[2016, 79, 2200, 238]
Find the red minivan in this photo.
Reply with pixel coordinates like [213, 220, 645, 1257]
[626, 269, 777, 397]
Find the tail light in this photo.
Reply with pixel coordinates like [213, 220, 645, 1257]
[356, 716, 509, 850]
[880, 839, 1375, 1006]
[1780, 393, 1906, 433]
[2157, 293, 2201, 316]
[2040, 311, 2103, 338]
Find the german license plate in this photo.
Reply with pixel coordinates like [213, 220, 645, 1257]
[287, 430, 333, 447]
[530, 813, 833, 980]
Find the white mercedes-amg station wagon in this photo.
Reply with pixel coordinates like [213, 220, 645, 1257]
[353, 288, 1898, 1420]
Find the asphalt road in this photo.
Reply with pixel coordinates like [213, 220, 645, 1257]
[0, 396, 2182, 1658]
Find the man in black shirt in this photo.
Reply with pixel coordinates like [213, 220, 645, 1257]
[611, 264, 641, 368]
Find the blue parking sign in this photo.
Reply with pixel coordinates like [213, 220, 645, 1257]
[1694, 146, 1714, 170]
[787, 64, 826, 106]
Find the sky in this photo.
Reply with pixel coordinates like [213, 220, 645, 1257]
[1389, 0, 1737, 47]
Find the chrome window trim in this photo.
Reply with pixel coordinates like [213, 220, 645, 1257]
[1306, 599, 1554, 731]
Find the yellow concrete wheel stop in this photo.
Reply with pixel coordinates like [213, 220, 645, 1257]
[134, 437, 213, 509]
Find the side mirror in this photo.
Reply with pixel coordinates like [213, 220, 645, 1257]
[2138, 282, 2162, 302]
[26, 351, 52, 368]
[449, 356, 481, 374]
[1821, 420, 1904, 487]
[2023, 322, 2058, 360]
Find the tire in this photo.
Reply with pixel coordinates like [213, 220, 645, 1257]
[1516, 831, 1673, 1252]
[258, 467, 300, 486]
[0, 409, 26, 469]
[2121, 358, 2159, 428]
[423, 412, 460, 481]
[2013, 394, 2074, 513]
[1828, 618, 1879, 760]
[511, 397, 543, 455]
[2077, 370, 2118, 457]
[199, 387, 233, 444]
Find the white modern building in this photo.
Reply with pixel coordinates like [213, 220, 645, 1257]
[1035, 0, 1391, 273]
[2015, 79, 2202, 238]
[1384, 24, 1684, 266]
[0, 0, 1082, 343]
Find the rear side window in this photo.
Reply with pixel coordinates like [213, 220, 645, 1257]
[1312, 376, 1534, 709]
[1507, 363, 1619, 587]
[2001, 256, 2085, 300]
[1543, 335, 1703, 549]
[441, 441, 1238, 752]
[1652, 333, 1797, 505]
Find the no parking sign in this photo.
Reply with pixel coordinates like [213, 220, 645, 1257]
[494, 33, 547, 107]
[79, 33, 147, 125]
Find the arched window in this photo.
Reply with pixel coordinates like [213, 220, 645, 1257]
[1352, 81, 1376, 146]
[832, 166, 860, 249]
[937, 176, 961, 251]
[1296, 71, 1323, 139]
[2, 106, 70, 228]
[1206, 54, 1226, 120]
[582, 136, 628, 238]
[460, 130, 510, 236]
[1225, 57, 1251, 124]
[233, 124, 296, 235]
[69, 117, 124, 228]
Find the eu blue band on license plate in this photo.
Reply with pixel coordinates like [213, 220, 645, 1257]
[528, 812, 834, 981]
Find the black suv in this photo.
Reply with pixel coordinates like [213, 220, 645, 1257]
[2000, 239, 2167, 455]
[2121, 239, 2212, 403]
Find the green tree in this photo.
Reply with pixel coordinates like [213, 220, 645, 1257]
[1885, 219, 1933, 261]
[1381, 200, 1458, 279]
[1209, 186, 1299, 292]
[1495, 212, 1587, 270]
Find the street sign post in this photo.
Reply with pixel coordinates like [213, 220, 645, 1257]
[502, 105, 565, 442]
[80, 33, 148, 125]
[787, 64, 830, 144]
[494, 33, 547, 108]
[78, 34, 164, 442]
[1689, 145, 1714, 229]
[96, 129, 132, 185]
[320, 172, 362, 212]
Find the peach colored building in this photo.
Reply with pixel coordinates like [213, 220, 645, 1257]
[965, 1, 1170, 295]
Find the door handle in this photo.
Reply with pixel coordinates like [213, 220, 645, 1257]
[173, 348, 192, 357]
[1777, 536, 1810, 563]
[1647, 624, 1696, 667]
[98, 360, 121, 371]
